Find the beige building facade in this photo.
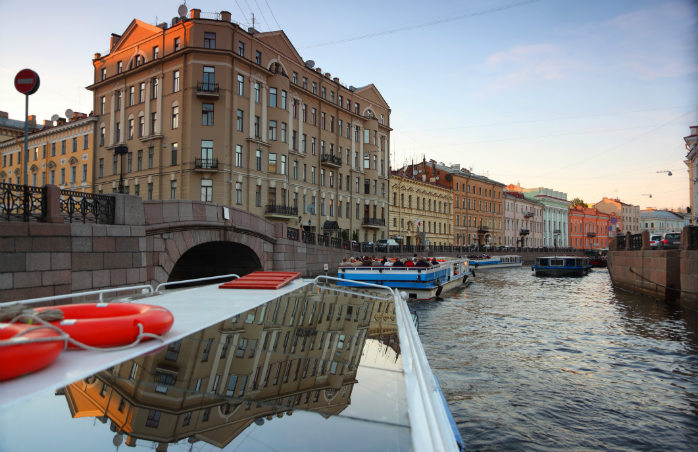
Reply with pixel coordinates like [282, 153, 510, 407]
[89, 8, 391, 242]
[503, 191, 544, 248]
[0, 113, 96, 190]
[594, 197, 641, 235]
[389, 173, 453, 247]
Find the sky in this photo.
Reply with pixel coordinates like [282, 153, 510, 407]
[1, 0, 696, 210]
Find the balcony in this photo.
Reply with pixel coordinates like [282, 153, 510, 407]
[520, 229, 530, 236]
[196, 81, 219, 97]
[362, 217, 385, 228]
[320, 153, 342, 168]
[587, 232, 596, 238]
[264, 204, 298, 220]
[477, 227, 489, 234]
[553, 229, 561, 234]
[524, 211, 534, 218]
[194, 158, 219, 172]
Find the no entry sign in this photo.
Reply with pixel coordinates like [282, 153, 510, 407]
[14, 69, 40, 95]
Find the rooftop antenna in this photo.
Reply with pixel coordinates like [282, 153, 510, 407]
[251, 13, 255, 29]
[65, 109, 74, 119]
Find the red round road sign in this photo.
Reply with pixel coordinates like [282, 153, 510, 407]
[14, 69, 40, 95]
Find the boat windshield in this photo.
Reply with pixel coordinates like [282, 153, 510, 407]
[0, 284, 411, 451]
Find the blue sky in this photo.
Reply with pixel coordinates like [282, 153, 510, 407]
[1, 0, 695, 210]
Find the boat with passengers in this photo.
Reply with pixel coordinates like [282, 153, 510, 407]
[0, 272, 463, 452]
[468, 254, 523, 270]
[337, 257, 470, 301]
[532, 256, 592, 277]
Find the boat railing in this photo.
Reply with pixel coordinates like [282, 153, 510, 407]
[0, 284, 155, 307]
[313, 275, 396, 300]
[155, 274, 239, 292]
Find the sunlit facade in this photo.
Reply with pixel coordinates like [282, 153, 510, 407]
[88, 8, 391, 242]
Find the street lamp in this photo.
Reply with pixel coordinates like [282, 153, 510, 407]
[114, 144, 128, 194]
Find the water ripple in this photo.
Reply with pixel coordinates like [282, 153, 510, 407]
[414, 267, 698, 451]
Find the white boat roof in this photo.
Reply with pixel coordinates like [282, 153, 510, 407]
[0, 276, 460, 452]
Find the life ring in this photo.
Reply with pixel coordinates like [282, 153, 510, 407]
[34, 303, 174, 349]
[0, 323, 64, 381]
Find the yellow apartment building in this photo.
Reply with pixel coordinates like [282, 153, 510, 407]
[89, 7, 391, 242]
[389, 172, 453, 247]
[0, 113, 97, 191]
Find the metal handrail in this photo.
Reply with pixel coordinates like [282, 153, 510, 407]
[0, 284, 154, 307]
[312, 275, 396, 300]
[155, 274, 239, 292]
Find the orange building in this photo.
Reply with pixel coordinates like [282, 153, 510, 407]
[568, 205, 612, 250]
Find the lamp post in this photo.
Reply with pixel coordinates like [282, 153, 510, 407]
[114, 144, 128, 194]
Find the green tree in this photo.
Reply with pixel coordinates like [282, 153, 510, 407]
[570, 197, 587, 208]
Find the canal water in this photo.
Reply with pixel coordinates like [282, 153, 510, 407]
[412, 267, 698, 451]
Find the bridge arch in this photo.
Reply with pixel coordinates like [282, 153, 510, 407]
[168, 241, 262, 282]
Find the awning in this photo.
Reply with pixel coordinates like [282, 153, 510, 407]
[323, 220, 339, 230]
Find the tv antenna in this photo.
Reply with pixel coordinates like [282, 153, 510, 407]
[656, 170, 672, 176]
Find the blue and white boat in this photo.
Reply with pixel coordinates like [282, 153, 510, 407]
[532, 256, 591, 277]
[337, 257, 470, 301]
[0, 274, 463, 452]
[468, 254, 523, 270]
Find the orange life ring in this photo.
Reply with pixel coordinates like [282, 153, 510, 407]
[35, 303, 174, 348]
[0, 323, 64, 381]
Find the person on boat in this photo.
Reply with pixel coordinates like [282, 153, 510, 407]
[405, 258, 415, 268]
[361, 256, 373, 267]
[381, 255, 388, 265]
[338, 257, 352, 267]
[393, 258, 405, 267]
[430, 257, 439, 266]
[371, 258, 382, 267]
[384, 258, 394, 267]
[415, 257, 431, 267]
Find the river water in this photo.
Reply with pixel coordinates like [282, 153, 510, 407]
[412, 267, 698, 451]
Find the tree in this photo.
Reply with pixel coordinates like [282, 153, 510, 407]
[570, 197, 587, 208]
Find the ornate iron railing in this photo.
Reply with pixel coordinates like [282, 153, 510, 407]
[302, 230, 315, 244]
[60, 189, 115, 224]
[287, 227, 299, 241]
[0, 182, 45, 222]
[616, 235, 627, 250]
[629, 233, 643, 250]
[265, 204, 298, 216]
[362, 217, 385, 227]
[330, 237, 342, 248]
[320, 153, 342, 166]
[318, 234, 329, 247]
[194, 158, 219, 169]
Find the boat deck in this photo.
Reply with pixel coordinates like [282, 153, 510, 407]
[0, 277, 460, 451]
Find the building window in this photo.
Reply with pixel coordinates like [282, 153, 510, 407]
[170, 180, 177, 199]
[268, 120, 277, 140]
[254, 82, 260, 103]
[255, 150, 262, 171]
[171, 106, 179, 129]
[254, 116, 260, 137]
[235, 145, 243, 167]
[171, 142, 178, 165]
[321, 86, 326, 99]
[236, 182, 243, 204]
[148, 146, 154, 168]
[201, 179, 213, 202]
[204, 32, 216, 49]
[268, 153, 277, 173]
[202, 103, 214, 125]
[129, 86, 135, 105]
[255, 50, 261, 64]
[269, 87, 277, 107]
[138, 116, 144, 137]
[236, 109, 243, 131]
[139, 82, 145, 103]
[201, 140, 213, 165]
[146, 410, 161, 428]
[117, 61, 122, 73]
[255, 185, 262, 206]
[202, 66, 215, 91]
[174, 37, 180, 51]
[281, 122, 287, 142]
[302, 77, 307, 89]
[151, 77, 159, 99]
[238, 41, 245, 56]
[153, 45, 159, 59]
[150, 112, 157, 134]
[128, 119, 134, 139]
[312, 82, 317, 94]
[137, 150, 143, 171]
[115, 91, 121, 110]
[173, 70, 180, 92]
[100, 96, 105, 115]
[100, 68, 106, 80]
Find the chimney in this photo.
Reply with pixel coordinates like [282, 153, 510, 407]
[43, 120, 53, 127]
[110, 33, 121, 51]
[190, 8, 200, 19]
[27, 115, 36, 125]
[221, 11, 231, 22]
[0, 111, 8, 119]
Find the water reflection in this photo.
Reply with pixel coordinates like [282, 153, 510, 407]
[58, 285, 402, 451]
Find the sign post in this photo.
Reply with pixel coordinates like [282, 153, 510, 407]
[14, 69, 40, 187]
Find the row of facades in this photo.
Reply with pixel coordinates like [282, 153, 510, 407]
[1, 8, 694, 250]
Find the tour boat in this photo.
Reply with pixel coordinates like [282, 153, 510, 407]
[337, 257, 471, 301]
[468, 254, 523, 270]
[532, 256, 592, 277]
[0, 273, 463, 452]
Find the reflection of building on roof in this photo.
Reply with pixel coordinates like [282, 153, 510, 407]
[59, 286, 376, 451]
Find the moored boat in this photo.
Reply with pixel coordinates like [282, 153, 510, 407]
[337, 257, 470, 301]
[532, 256, 591, 277]
[468, 254, 523, 270]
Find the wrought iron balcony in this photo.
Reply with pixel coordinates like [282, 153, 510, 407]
[196, 82, 219, 97]
[587, 232, 596, 237]
[194, 158, 219, 171]
[362, 217, 385, 228]
[264, 204, 298, 219]
[524, 211, 534, 218]
[520, 229, 530, 236]
[320, 153, 342, 168]
[554, 229, 561, 234]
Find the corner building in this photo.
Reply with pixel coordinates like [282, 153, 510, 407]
[89, 8, 391, 241]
